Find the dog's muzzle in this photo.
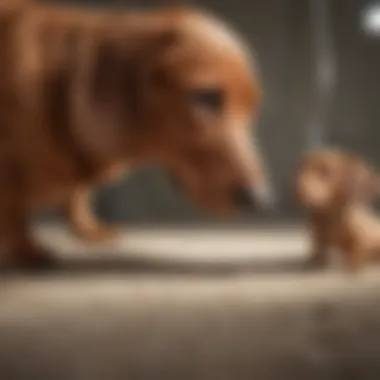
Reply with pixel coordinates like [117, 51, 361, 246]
[167, 171, 276, 213]
[233, 184, 276, 212]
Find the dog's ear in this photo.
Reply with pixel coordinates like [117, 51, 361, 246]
[89, 27, 180, 105]
[71, 26, 181, 157]
[344, 158, 378, 202]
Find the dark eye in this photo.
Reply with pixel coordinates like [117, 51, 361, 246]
[317, 165, 333, 180]
[189, 88, 224, 113]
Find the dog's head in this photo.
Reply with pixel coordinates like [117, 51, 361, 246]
[73, 7, 274, 214]
[294, 148, 378, 211]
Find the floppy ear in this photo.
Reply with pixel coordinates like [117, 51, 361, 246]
[344, 160, 379, 202]
[71, 27, 180, 158]
[71, 34, 130, 157]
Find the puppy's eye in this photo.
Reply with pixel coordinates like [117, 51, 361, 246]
[189, 88, 224, 113]
[317, 166, 333, 180]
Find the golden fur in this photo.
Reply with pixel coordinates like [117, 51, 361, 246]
[294, 148, 380, 272]
[0, 1, 271, 265]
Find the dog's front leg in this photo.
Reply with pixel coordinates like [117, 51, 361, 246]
[66, 185, 119, 244]
[0, 163, 54, 267]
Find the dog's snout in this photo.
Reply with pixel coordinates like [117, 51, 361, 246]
[233, 186, 257, 210]
[233, 184, 276, 212]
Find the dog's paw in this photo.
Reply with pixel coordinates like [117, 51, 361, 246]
[73, 224, 119, 244]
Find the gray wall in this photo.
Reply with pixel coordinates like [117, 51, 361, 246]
[330, 1, 380, 160]
[48, 0, 379, 225]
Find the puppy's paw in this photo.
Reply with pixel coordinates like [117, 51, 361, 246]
[343, 252, 366, 276]
[303, 253, 329, 271]
[343, 261, 364, 276]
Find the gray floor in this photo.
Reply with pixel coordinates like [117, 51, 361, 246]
[2, 225, 380, 380]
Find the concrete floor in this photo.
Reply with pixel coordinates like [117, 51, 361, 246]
[2, 225, 380, 380]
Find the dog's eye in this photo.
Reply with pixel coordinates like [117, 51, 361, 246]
[189, 88, 224, 113]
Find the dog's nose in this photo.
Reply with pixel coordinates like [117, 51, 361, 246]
[233, 185, 277, 212]
[233, 186, 258, 210]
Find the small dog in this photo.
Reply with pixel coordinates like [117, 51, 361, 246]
[0, 1, 274, 266]
[294, 148, 380, 272]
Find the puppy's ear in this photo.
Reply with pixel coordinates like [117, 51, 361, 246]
[344, 160, 378, 202]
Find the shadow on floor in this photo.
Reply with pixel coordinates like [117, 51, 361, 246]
[0, 251, 309, 278]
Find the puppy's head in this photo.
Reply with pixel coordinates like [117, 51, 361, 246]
[294, 148, 378, 211]
[74, 8, 274, 214]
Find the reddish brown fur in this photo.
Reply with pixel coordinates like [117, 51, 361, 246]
[0, 1, 270, 265]
[294, 148, 380, 273]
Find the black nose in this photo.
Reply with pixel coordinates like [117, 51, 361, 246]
[233, 186, 257, 210]
[233, 185, 277, 212]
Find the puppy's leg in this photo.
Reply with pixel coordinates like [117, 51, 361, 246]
[308, 242, 329, 269]
[343, 243, 366, 274]
[0, 163, 53, 267]
[66, 185, 118, 243]
[307, 232, 330, 269]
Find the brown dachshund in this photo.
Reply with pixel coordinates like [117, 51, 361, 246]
[0, 1, 273, 266]
[294, 148, 380, 272]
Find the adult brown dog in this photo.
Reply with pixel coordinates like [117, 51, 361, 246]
[0, 1, 273, 266]
[294, 148, 380, 272]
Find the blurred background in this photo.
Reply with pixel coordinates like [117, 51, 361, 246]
[44, 0, 380, 226]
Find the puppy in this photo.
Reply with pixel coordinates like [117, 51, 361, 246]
[294, 148, 380, 272]
[0, 2, 274, 266]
